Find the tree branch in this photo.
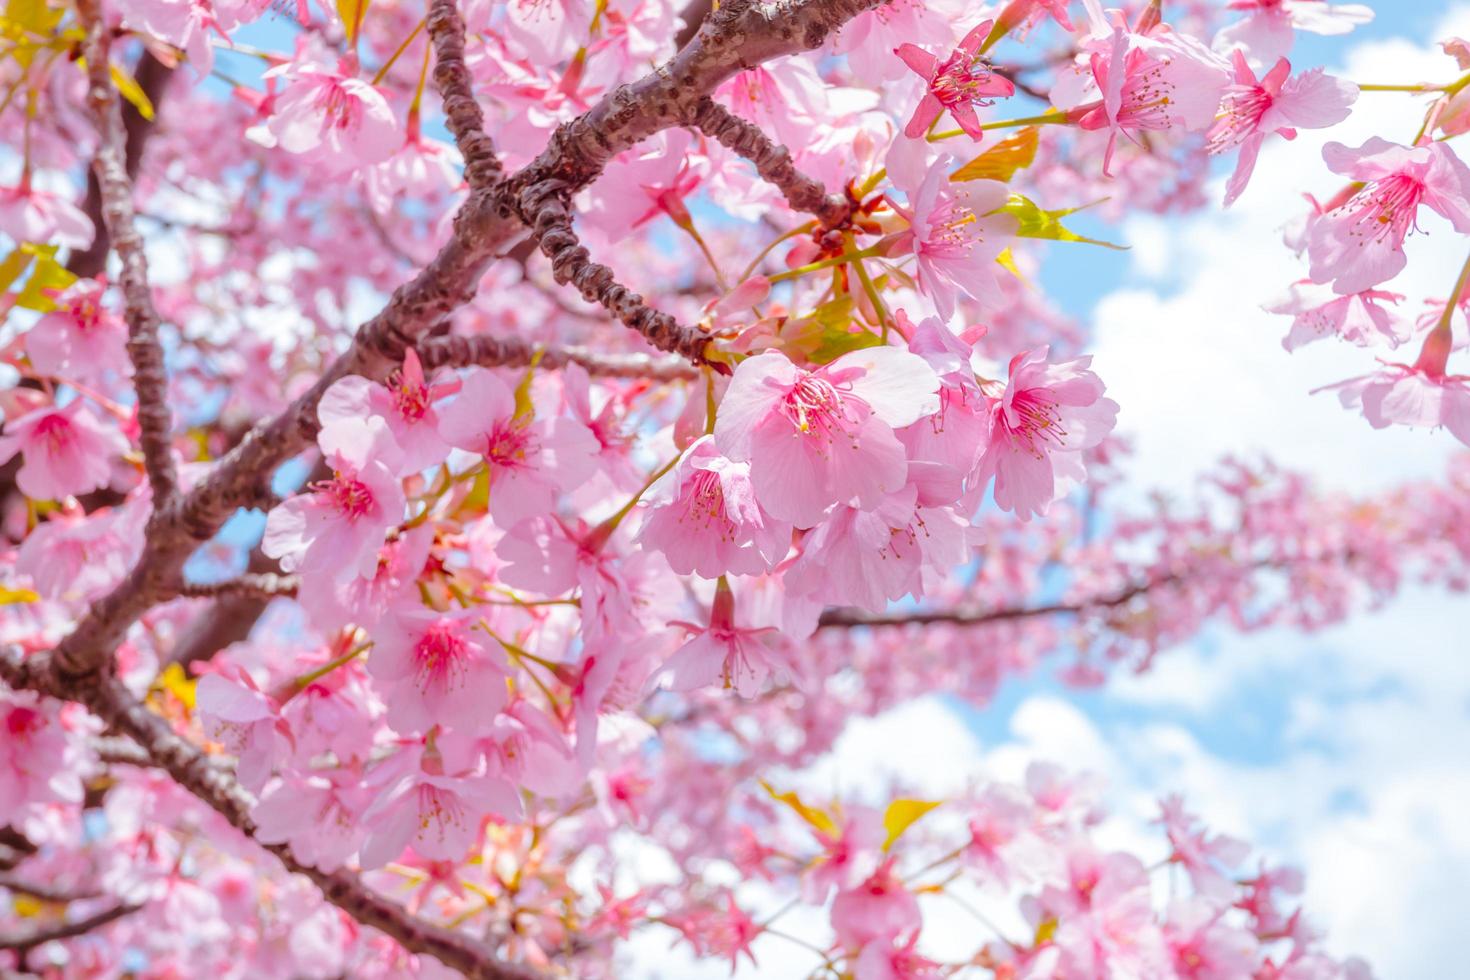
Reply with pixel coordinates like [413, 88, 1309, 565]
[815, 576, 1175, 630]
[0, 648, 544, 980]
[77, 0, 178, 510]
[0, 901, 140, 958]
[427, 0, 502, 191]
[418, 334, 700, 380]
[176, 573, 300, 601]
[687, 98, 852, 228]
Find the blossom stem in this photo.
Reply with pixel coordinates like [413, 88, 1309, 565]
[371, 17, 427, 87]
[676, 216, 729, 291]
[289, 641, 372, 694]
[928, 110, 1067, 142]
[738, 221, 816, 282]
[767, 246, 886, 284]
[844, 231, 890, 340]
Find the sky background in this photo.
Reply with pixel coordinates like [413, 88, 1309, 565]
[807, 5, 1470, 978]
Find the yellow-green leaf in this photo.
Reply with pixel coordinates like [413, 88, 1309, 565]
[0, 247, 34, 295]
[337, 0, 369, 47]
[781, 295, 883, 364]
[152, 662, 197, 710]
[882, 798, 940, 850]
[950, 126, 1040, 184]
[0, 584, 40, 604]
[759, 780, 837, 836]
[989, 194, 1128, 251]
[512, 349, 544, 420]
[13, 243, 76, 311]
[111, 62, 154, 120]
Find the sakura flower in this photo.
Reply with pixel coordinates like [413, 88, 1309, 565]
[17, 505, 139, 601]
[656, 580, 796, 698]
[1266, 282, 1408, 351]
[25, 279, 131, 384]
[1319, 362, 1470, 448]
[262, 66, 399, 172]
[889, 161, 1017, 320]
[832, 0, 954, 82]
[436, 367, 599, 529]
[361, 136, 459, 217]
[713, 347, 940, 528]
[501, 0, 593, 64]
[295, 524, 433, 633]
[261, 418, 406, 583]
[1161, 898, 1259, 979]
[1052, 21, 1229, 175]
[196, 671, 291, 794]
[972, 347, 1119, 520]
[582, 129, 705, 243]
[896, 21, 1015, 141]
[637, 435, 791, 578]
[992, 0, 1073, 34]
[1306, 138, 1470, 294]
[358, 745, 520, 868]
[0, 399, 128, 500]
[253, 770, 371, 871]
[854, 933, 941, 980]
[0, 692, 84, 812]
[318, 348, 454, 476]
[1216, 0, 1373, 66]
[0, 180, 93, 249]
[783, 485, 972, 614]
[1157, 796, 1251, 902]
[805, 806, 885, 902]
[114, 0, 221, 71]
[367, 609, 510, 735]
[1207, 53, 1357, 207]
[830, 861, 921, 949]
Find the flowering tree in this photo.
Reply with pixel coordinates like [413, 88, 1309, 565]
[1, 0, 1466, 974]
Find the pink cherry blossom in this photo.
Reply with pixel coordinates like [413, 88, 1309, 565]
[656, 580, 796, 698]
[714, 347, 940, 527]
[261, 420, 406, 583]
[830, 860, 921, 949]
[1307, 138, 1470, 294]
[1207, 53, 1357, 206]
[196, 670, 291, 794]
[973, 347, 1119, 520]
[895, 21, 1015, 141]
[0, 692, 84, 812]
[16, 504, 140, 601]
[1267, 282, 1408, 351]
[1052, 19, 1229, 175]
[637, 435, 791, 578]
[1319, 363, 1470, 447]
[318, 348, 454, 476]
[0, 180, 93, 249]
[889, 161, 1017, 320]
[582, 129, 705, 243]
[437, 367, 599, 529]
[832, 0, 954, 83]
[295, 524, 433, 633]
[359, 743, 520, 869]
[1217, 0, 1374, 65]
[366, 609, 510, 735]
[25, 279, 131, 384]
[253, 770, 371, 871]
[0, 399, 128, 500]
[263, 66, 399, 172]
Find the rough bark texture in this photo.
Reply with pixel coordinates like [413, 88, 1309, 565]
[688, 97, 853, 227]
[419, 334, 700, 380]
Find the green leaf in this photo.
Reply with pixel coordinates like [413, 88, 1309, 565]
[781, 295, 883, 364]
[988, 194, 1129, 251]
[111, 62, 155, 120]
[882, 798, 941, 851]
[0, 247, 34, 296]
[950, 127, 1039, 184]
[337, 0, 369, 47]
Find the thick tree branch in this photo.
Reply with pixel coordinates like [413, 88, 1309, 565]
[419, 334, 700, 380]
[687, 97, 852, 227]
[176, 573, 300, 601]
[428, 0, 502, 191]
[77, 0, 178, 510]
[65, 52, 171, 280]
[0, 648, 544, 980]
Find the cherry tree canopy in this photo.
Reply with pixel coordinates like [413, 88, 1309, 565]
[1, 0, 1466, 976]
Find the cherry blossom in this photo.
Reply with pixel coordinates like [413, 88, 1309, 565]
[714, 347, 940, 527]
[895, 21, 1015, 141]
[0, 399, 127, 500]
